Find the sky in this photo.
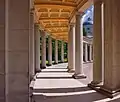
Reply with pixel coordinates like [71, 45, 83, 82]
[82, 5, 93, 24]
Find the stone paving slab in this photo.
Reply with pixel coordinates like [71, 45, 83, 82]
[46, 63, 68, 69]
[41, 68, 68, 72]
[34, 79, 86, 89]
[33, 63, 120, 102]
[36, 72, 73, 78]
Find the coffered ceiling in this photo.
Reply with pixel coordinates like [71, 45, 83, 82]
[34, 0, 88, 42]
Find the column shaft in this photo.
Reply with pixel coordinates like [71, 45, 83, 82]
[84, 43, 88, 62]
[48, 36, 52, 65]
[100, 0, 120, 97]
[61, 41, 64, 62]
[0, 1, 5, 101]
[89, 44, 92, 62]
[92, 0, 102, 85]
[29, 11, 35, 80]
[5, 0, 30, 102]
[55, 40, 58, 64]
[41, 31, 46, 68]
[34, 24, 41, 72]
[73, 12, 86, 79]
[68, 24, 75, 72]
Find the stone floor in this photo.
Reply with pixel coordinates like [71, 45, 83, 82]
[32, 63, 120, 102]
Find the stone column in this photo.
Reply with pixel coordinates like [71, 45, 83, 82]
[61, 41, 64, 62]
[29, 11, 35, 80]
[100, 0, 120, 97]
[0, 1, 6, 101]
[48, 36, 52, 66]
[84, 43, 88, 62]
[89, 44, 92, 62]
[34, 24, 41, 72]
[68, 24, 75, 73]
[41, 31, 46, 68]
[3, 0, 30, 102]
[55, 40, 58, 64]
[88, 0, 103, 87]
[72, 12, 86, 79]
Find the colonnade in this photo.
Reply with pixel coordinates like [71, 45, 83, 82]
[1, 0, 120, 101]
[33, 25, 66, 72]
[88, 0, 120, 98]
[83, 42, 93, 62]
[35, 30, 66, 69]
[67, 13, 93, 78]
[40, 34, 65, 68]
[68, 0, 120, 97]
[0, 1, 66, 101]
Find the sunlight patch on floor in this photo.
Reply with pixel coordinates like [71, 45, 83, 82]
[34, 79, 86, 89]
[33, 90, 96, 97]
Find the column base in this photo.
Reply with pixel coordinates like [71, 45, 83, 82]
[35, 69, 41, 73]
[89, 60, 93, 62]
[53, 62, 58, 65]
[99, 86, 120, 98]
[72, 73, 86, 79]
[30, 75, 35, 81]
[67, 69, 75, 73]
[41, 66, 46, 69]
[88, 81, 103, 93]
[83, 61, 92, 63]
[88, 81, 103, 87]
[88, 82, 120, 98]
[47, 64, 52, 66]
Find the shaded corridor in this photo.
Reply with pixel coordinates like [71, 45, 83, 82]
[32, 63, 120, 102]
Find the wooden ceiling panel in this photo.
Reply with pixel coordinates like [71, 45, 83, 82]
[50, 13, 59, 18]
[38, 8, 48, 12]
[52, 23, 59, 26]
[34, 0, 87, 41]
[50, 8, 60, 12]
[40, 13, 48, 18]
[66, 0, 76, 3]
[60, 13, 69, 18]
[61, 9, 71, 13]
[50, 0, 63, 2]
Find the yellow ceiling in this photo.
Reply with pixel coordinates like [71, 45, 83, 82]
[34, 0, 88, 42]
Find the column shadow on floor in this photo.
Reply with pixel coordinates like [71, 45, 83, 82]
[33, 63, 120, 102]
[34, 86, 91, 93]
[41, 71, 68, 73]
[33, 86, 108, 102]
[36, 77, 72, 79]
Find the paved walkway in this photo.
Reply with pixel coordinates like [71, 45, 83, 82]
[32, 63, 120, 102]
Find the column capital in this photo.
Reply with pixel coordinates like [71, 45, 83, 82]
[76, 11, 84, 17]
[30, 7, 35, 15]
[34, 23, 39, 28]
[70, 23, 75, 27]
[48, 35, 52, 39]
[41, 30, 46, 37]
[94, 0, 103, 4]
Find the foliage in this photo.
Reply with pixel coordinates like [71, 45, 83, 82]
[40, 37, 68, 62]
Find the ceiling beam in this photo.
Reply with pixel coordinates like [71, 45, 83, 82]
[39, 18, 69, 21]
[52, 33, 68, 35]
[34, 1, 77, 7]
[56, 35, 68, 37]
[50, 31, 68, 33]
[69, 0, 88, 22]
[45, 26, 68, 28]
[77, 0, 88, 10]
